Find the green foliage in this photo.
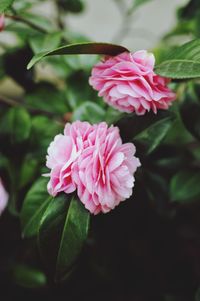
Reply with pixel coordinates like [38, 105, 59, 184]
[0, 0, 14, 13]
[12, 264, 47, 288]
[1, 107, 31, 144]
[170, 170, 200, 203]
[55, 196, 90, 282]
[27, 42, 129, 69]
[38, 194, 90, 281]
[155, 39, 200, 79]
[20, 177, 51, 238]
[57, 0, 84, 13]
[1, 0, 200, 299]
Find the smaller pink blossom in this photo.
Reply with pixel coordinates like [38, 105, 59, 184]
[89, 51, 176, 115]
[72, 122, 141, 214]
[0, 15, 5, 32]
[0, 178, 8, 215]
[46, 121, 141, 214]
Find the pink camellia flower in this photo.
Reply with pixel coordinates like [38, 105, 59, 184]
[72, 122, 141, 214]
[0, 178, 8, 215]
[46, 121, 95, 196]
[46, 121, 141, 214]
[89, 51, 176, 115]
[0, 15, 5, 32]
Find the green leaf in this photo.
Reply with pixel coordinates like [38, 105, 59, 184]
[155, 39, 200, 79]
[117, 111, 175, 155]
[19, 155, 38, 189]
[55, 196, 90, 282]
[29, 32, 62, 54]
[170, 170, 200, 203]
[1, 107, 31, 144]
[27, 42, 129, 69]
[133, 113, 175, 154]
[20, 177, 51, 238]
[133, 0, 153, 9]
[12, 264, 47, 288]
[38, 194, 90, 282]
[0, 0, 14, 13]
[180, 93, 200, 141]
[72, 101, 105, 123]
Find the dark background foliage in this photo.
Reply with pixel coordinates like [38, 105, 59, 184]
[1, 1, 200, 300]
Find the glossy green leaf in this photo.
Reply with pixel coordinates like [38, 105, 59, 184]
[20, 177, 51, 238]
[55, 196, 90, 282]
[155, 39, 200, 79]
[133, 114, 174, 154]
[72, 101, 105, 123]
[29, 32, 62, 54]
[38, 194, 90, 282]
[2, 107, 31, 144]
[170, 170, 200, 203]
[27, 42, 129, 69]
[12, 264, 47, 288]
[0, 0, 14, 13]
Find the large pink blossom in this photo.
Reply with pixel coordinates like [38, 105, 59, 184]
[89, 51, 176, 115]
[0, 178, 8, 215]
[46, 121, 140, 214]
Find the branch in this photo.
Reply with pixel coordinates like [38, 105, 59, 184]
[5, 14, 47, 34]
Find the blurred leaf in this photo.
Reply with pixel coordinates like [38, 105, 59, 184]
[1, 107, 31, 144]
[20, 177, 51, 238]
[31, 116, 62, 156]
[19, 155, 38, 189]
[163, 20, 195, 40]
[180, 94, 200, 141]
[20, 12, 55, 32]
[0, 0, 14, 13]
[38, 194, 90, 282]
[29, 32, 62, 54]
[12, 264, 47, 288]
[55, 196, 90, 282]
[4, 47, 35, 91]
[196, 287, 200, 301]
[155, 39, 200, 79]
[132, 112, 175, 154]
[132, 0, 153, 9]
[25, 83, 69, 114]
[178, 0, 200, 20]
[27, 42, 129, 69]
[170, 170, 200, 203]
[57, 0, 84, 13]
[73, 101, 105, 123]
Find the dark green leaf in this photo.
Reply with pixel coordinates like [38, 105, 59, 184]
[58, 0, 84, 13]
[55, 196, 90, 282]
[20, 177, 51, 238]
[0, 0, 14, 13]
[38, 194, 90, 282]
[1, 107, 31, 144]
[38, 195, 70, 277]
[180, 93, 200, 140]
[12, 264, 47, 288]
[133, 113, 175, 154]
[72, 101, 105, 123]
[27, 42, 129, 69]
[19, 155, 38, 189]
[170, 170, 200, 203]
[155, 39, 200, 79]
